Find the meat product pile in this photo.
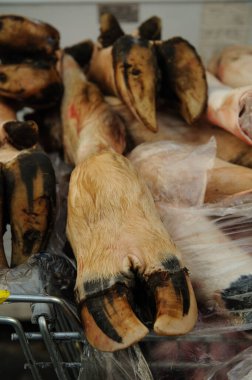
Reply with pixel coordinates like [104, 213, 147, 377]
[0, 12, 251, 379]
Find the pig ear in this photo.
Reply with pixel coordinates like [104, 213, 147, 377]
[155, 36, 208, 124]
[79, 282, 148, 352]
[112, 35, 158, 132]
[98, 13, 125, 48]
[3, 151, 56, 267]
[3, 120, 39, 150]
[137, 16, 162, 41]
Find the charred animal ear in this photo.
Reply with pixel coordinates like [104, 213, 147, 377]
[138, 16, 162, 41]
[3, 151, 56, 267]
[3, 120, 39, 150]
[155, 36, 207, 124]
[112, 35, 158, 132]
[64, 40, 94, 69]
[98, 13, 125, 48]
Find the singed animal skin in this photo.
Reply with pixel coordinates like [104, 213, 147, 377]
[128, 140, 252, 322]
[61, 54, 126, 165]
[107, 96, 252, 168]
[62, 53, 198, 352]
[67, 150, 198, 351]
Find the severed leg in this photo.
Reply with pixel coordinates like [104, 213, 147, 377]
[67, 151, 197, 351]
[60, 53, 126, 164]
[3, 150, 56, 267]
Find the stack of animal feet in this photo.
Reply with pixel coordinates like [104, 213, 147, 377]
[0, 13, 251, 367]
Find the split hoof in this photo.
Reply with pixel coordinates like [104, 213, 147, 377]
[146, 257, 198, 336]
[80, 283, 148, 352]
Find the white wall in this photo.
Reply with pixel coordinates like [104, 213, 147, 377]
[1, 1, 252, 63]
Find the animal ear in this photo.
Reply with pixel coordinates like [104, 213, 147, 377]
[64, 40, 94, 69]
[137, 16, 162, 41]
[3, 120, 39, 150]
[155, 36, 207, 124]
[113, 35, 158, 132]
[98, 13, 125, 48]
[3, 151, 56, 267]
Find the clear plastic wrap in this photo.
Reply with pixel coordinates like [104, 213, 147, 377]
[47, 152, 74, 259]
[1, 139, 251, 379]
[78, 344, 153, 380]
[129, 138, 252, 379]
[227, 345, 252, 380]
[158, 203, 252, 331]
[0, 252, 76, 300]
[128, 136, 216, 207]
[128, 138, 252, 328]
[142, 331, 252, 380]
